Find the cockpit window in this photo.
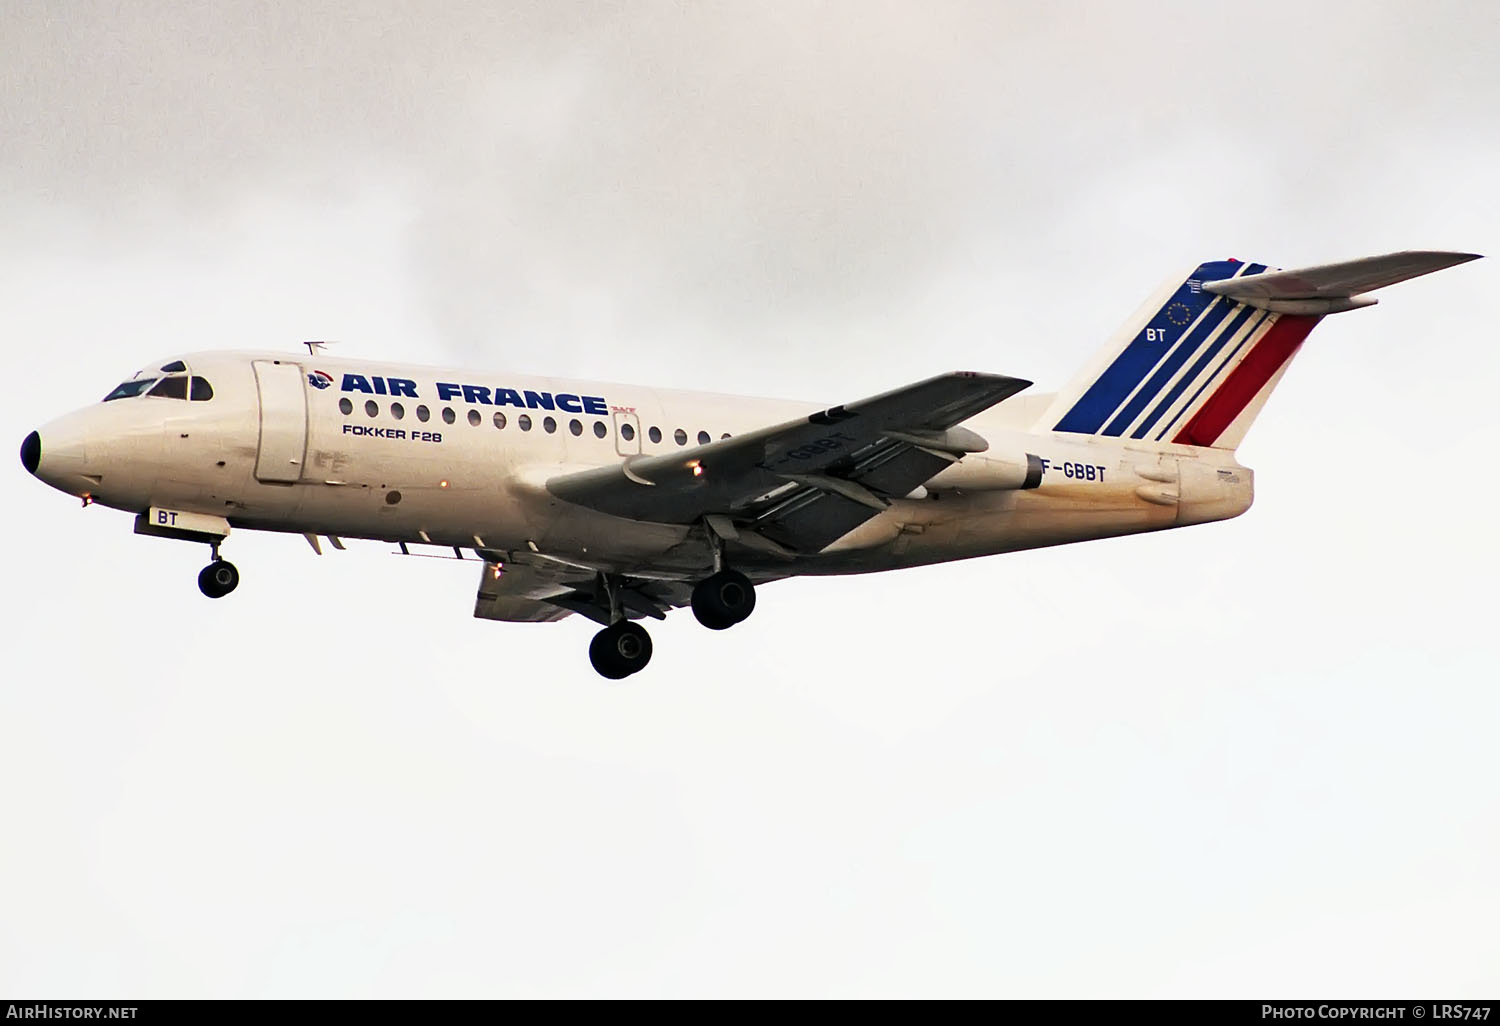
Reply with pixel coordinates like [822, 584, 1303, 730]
[102, 379, 157, 401]
[148, 376, 190, 399]
[160, 360, 187, 373]
[190, 377, 213, 401]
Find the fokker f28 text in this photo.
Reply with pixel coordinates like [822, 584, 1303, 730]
[20, 251, 1479, 678]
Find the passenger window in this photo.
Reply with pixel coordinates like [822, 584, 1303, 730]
[621, 423, 635, 442]
[391, 402, 405, 419]
[673, 428, 687, 446]
[648, 426, 662, 443]
[721, 433, 731, 439]
[697, 430, 710, 445]
[442, 407, 456, 425]
[494, 412, 507, 429]
[364, 400, 378, 417]
[149, 376, 190, 400]
[190, 377, 214, 401]
[543, 416, 557, 433]
[339, 398, 353, 415]
[416, 405, 430, 422]
[468, 409, 481, 427]
[569, 419, 582, 436]
[103, 379, 156, 402]
[518, 414, 532, 431]
[593, 421, 606, 439]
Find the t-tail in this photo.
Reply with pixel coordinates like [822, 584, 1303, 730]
[1038, 251, 1480, 450]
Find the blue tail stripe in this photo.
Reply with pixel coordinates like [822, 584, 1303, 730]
[1100, 298, 1241, 436]
[1052, 260, 1253, 435]
[1051, 281, 1209, 434]
[1151, 310, 1274, 441]
[1129, 303, 1266, 440]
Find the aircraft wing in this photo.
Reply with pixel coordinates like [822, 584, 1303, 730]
[473, 556, 709, 624]
[547, 371, 1031, 554]
[473, 559, 577, 623]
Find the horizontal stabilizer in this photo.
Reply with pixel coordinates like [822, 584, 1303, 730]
[1202, 250, 1480, 314]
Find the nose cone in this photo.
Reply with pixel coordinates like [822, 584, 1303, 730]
[20, 431, 40, 475]
[26, 414, 94, 496]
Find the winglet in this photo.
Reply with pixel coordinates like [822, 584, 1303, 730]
[1202, 250, 1481, 314]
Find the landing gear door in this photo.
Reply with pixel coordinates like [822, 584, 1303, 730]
[612, 410, 640, 457]
[252, 360, 308, 483]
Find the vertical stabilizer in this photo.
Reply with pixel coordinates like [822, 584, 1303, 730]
[1039, 251, 1479, 449]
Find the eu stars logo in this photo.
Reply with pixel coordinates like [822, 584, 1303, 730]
[1166, 302, 1192, 326]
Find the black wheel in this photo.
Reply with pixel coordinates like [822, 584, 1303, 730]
[197, 559, 239, 599]
[588, 621, 653, 679]
[691, 570, 756, 630]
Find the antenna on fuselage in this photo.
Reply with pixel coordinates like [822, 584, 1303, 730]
[302, 340, 339, 356]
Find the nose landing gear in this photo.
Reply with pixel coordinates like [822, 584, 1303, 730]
[197, 541, 240, 599]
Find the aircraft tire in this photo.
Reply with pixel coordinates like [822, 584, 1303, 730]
[589, 621, 653, 679]
[198, 559, 239, 599]
[691, 570, 755, 630]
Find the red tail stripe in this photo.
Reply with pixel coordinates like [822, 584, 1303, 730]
[1172, 314, 1321, 447]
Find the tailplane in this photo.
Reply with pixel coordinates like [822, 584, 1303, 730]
[1039, 251, 1479, 450]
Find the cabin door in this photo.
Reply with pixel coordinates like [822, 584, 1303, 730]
[253, 360, 308, 483]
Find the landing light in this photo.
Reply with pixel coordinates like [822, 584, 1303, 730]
[439, 480, 450, 489]
[689, 461, 703, 478]
[81, 493, 93, 507]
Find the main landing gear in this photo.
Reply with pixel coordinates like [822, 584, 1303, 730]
[197, 540, 240, 599]
[587, 573, 655, 679]
[690, 569, 756, 630]
[584, 568, 758, 680]
[589, 621, 654, 680]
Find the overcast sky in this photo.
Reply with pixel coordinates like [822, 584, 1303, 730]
[3, 1, 1497, 998]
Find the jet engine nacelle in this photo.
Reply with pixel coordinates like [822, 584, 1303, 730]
[924, 451, 1044, 493]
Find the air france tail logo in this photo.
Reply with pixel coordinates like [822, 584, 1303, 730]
[307, 369, 334, 390]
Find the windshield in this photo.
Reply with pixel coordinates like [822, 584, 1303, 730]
[102, 379, 158, 401]
[148, 376, 189, 399]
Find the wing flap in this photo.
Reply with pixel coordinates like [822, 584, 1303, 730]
[473, 557, 705, 625]
[473, 560, 577, 623]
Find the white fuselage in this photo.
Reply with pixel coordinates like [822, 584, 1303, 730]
[27, 350, 1253, 580]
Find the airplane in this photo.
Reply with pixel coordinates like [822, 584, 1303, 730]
[19, 250, 1480, 679]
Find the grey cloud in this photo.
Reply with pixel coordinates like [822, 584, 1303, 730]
[5, 2, 1495, 372]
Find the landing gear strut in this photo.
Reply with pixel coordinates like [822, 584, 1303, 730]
[691, 569, 756, 630]
[692, 521, 757, 631]
[197, 540, 239, 599]
[587, 573, 654, 679]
